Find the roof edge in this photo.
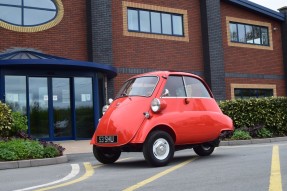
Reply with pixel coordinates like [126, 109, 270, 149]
[224, 0, 285, 21]
[0, 50, 117, 78]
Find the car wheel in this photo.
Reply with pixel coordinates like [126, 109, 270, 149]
[193, 144, 215, 156]
[143, 131, 174, 167]
[93, 145, 121, 164]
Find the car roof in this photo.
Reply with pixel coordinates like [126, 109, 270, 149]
[126, 71, 214, 98]
[131, 71, 200, 79]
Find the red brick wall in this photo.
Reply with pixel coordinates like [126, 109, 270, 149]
[221, 1, 285, 99]
[0, 0, 88, 61]
[112, 0, 204, 94]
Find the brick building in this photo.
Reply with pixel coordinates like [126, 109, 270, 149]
[0, 0, 286, 140]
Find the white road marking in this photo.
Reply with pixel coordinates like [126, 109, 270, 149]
[13, 164, 80, 191]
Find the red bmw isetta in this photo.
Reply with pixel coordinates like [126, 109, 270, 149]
[91, 71, 233, 166]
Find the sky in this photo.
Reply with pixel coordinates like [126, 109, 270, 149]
[249, 0, 286, 12]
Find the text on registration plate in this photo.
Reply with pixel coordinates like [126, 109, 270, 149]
[97, 136, 118, 143]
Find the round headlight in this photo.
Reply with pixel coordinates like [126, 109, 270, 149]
[102, 105, 109, 115]
[151, 98, 161, 112]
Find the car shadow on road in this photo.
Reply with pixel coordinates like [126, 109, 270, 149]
[107, 155, 199, 169]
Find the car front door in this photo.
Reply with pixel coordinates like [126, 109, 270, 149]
[160, 75, 219, 144]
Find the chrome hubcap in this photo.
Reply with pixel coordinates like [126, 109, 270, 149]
[153, 138, 170, 160]
[201, 145, 211, 151]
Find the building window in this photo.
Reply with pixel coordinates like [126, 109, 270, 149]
[0, 0, 64, 32]
[234, 88, 273, 99]
[127, 8, 184, 37]
[123, 1, 189, 42]
[231, 84, 276, 99]
[229, 22, 269, 46]
[226, 17, 273, 50]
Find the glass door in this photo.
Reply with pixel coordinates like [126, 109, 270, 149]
[5, 75, 94, 140]
[52, 78, 72, 138]
[29, 77, 49, 139]
[74, 77, 94, 138]
[5, 76, 27, 114]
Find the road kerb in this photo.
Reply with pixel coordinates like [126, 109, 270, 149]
[0, 155, 68, 170]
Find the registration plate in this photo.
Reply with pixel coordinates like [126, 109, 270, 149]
[97, 136, 118, 143]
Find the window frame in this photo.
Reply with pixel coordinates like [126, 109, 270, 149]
[127, 8, 184, 37]
[231, 84, 277, 100]
[234, 88, 273, 99]
[226, 17, 273, 50]
[123, 1, 189, 42]
[0, 0, 64, 32]
[229, 22, 270, 46]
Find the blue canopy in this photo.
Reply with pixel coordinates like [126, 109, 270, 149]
[0, 50, 117, 78]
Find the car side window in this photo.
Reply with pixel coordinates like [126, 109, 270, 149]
[162, 76, 186, 97]
[183, 76, 211, 98]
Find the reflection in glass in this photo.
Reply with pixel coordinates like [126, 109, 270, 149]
[234, 88, 273, 99]
[97, 74, 105, 115]
[163, 76, 185, 97]
[238, 24, 246, 43]
[128, 9, 139, 31]
[162, 13, 172, 35]
[0, 6, 21, 25]
[172, 15, 183, 36]
[75, 78, 94, 138]
[0, 0, 59, 27]
[24, 0, 56, 9]
[253, 26, 261, 44]
[184, 77, 211, 98]
[52, 78, 72, 138]
[139, 10, 150, 32]
[151, 12, 161, 33]
[24, 8, 56, 25]
[29, 77, 49, 139]
[5, 76, 27, 114]
[0, 0, 21, 5]
[116, 77, 158, 98]
[261, 27, 269, 46]
[229, 22, 269, 46]
[229, 23, 238, 41]
[245, 25, 253, 44]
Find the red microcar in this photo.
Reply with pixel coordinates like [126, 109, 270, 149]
[91, 71, 233, 167]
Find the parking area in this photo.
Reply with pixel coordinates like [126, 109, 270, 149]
[1, 141, 286, 191]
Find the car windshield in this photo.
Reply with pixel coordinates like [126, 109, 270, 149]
[116, 76, 158, 98]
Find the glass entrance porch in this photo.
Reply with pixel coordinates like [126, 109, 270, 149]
[5, 75, 96, 140]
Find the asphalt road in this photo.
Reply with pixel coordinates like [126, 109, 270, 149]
[1, 141, 286, 191]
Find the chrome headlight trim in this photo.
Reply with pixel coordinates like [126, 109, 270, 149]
[151, 98, 161, 113]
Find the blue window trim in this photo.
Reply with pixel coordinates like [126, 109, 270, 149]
[127, 8, 184, 37]
[1, 70, 103, 141]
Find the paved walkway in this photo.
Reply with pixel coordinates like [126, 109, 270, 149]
[56, 140, 92, 154]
